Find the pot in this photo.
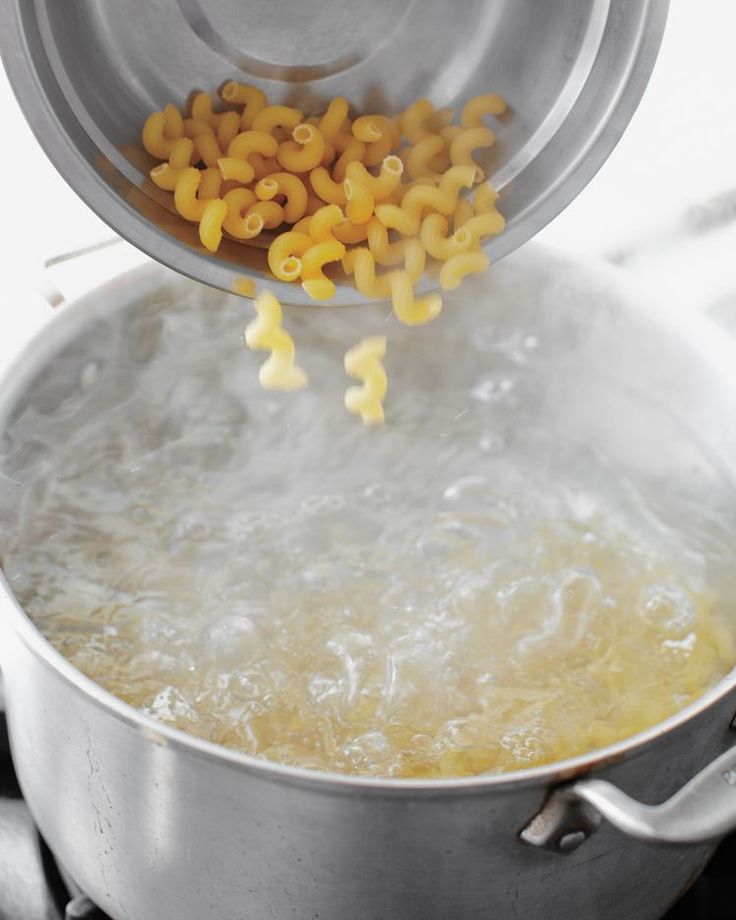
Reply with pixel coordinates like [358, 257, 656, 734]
[0, 0, 668, 302]
[2, 245, 736, 920]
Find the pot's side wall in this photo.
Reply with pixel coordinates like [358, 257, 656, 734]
[3, 620, 733, 920]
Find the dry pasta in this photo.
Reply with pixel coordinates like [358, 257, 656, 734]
[344, 335, 388, 425]
[244, 291, 308, 391]
[141, 85, 509, 418]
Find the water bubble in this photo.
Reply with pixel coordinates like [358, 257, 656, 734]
[639, 584, 696, 636]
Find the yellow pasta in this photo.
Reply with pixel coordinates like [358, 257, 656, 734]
[461, 92, 507, 127]
[461, 211, 505, 243]
[352, 115, 396, 167]
[332, 135, 367, 182]
[344, 178, 374, 225]
[267, 231, 313, 282]
[142, 112, 176, 160]
[227, 130, 279, 163]
[246, 200, 285, 230]
[244, 291, 308, 391]
[449, 127, 496, 183]
[374, 203, 421, 237]
[277, 124, 326, 173]
[222, 189, 264, 240]
[390, 270, 443, 326]
[344, 335, 388, 425]
[220, 81, 267, 129]
[217, 156, 256, 184]
[252, 105, 302, 134]
[318, 97, 350, 141]
[163, 103, 184, 139]
[193, 132, 222, 169]
[345, 155, 404, 199]
[332, 219, 370, 245]
[308, 204, 345, 242]
[420, 213, 472, 261]
[405, 135, 446, 181]
[439, 251, 491, 290]
[310, 166, 347, 206]
[191, 92, 223, 127]
[141, 85, 509, 349]
[255, 172, 308, 223]
[366, 217, 407, 266]
[198, 167, 223, 200]
[216, 111, 241, 150]
[199, 199, 228, 252]
[342, 248, 391, 299]
[232, 276, 256, 298]
[300, 239, 346, 301]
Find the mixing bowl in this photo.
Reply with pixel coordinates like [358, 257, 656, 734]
[0, 0, 668, 303]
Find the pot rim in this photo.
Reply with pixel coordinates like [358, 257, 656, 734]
[2, 255, 736, 794]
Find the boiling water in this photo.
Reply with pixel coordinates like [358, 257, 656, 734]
[2, 263, 735, 777]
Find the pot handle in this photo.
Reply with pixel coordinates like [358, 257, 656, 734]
[520, 743, 736, 852]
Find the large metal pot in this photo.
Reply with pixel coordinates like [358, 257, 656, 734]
[0, 0, 668, 302]
[2, 245, 736, 919]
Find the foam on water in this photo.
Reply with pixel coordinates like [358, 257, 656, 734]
[1, 264, 735, 777]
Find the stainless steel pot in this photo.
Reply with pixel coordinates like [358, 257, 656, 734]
[2, 245, 736, 919]
[0, 0, 668, 303]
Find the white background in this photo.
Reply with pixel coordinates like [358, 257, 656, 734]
[1, 1, 735, 367]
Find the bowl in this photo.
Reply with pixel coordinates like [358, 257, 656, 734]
[1, 0, 668, 302]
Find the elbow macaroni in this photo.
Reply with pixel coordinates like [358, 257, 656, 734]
[245, 291, 308, 391]
[344, 335, 388, 425]
[142, 86, 508, 420]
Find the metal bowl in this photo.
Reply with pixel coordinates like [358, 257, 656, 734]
[1, 0, 667, 303]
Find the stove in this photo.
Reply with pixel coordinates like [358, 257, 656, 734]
[0, 705, 733, 920]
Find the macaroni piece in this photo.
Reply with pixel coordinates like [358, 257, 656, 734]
[374, 203, 421, 237]
[344, 178, 375, 225]
[461, 212, 505, 243]
[277, 124, 326, 173]
[345, 156, 404, 199]
[449, 127, 496, 184]
[332, 220, 370, 245]
[232, 275, 256, 297]
[405, 135, 446, 181]
[308, 204, 345, 242]
[223, 189, 264, 240]
[267, 231, 313, 281]
[300, 239, 346, 301]
[227, 130, 279, 162]
[344, 335, 388, 425]
[216, 111, 241, 150]
[352, 114, 396, 167]
[440, 251, 491, 291]
[252, 105, 302, 133]
[366, 217, 407, 266]
[390, 270, 442, 326]
[193, 132, 222, 168]
[198, 167, 223, 200]
[246, 200, 285, 229]
[342, 248, 392, 299]
[318, 96, 349, 141]
[453, 197, 475, 230]
[217, 156, 255, 184]
[163, 103, 183, 139]
[310, 167, 347, 206]
[332, 135, 367, 182]
[401, 98, 437, 143]
[199, 199, 228, 252]
[255, 172, 308, 223]
[169, 137, 193, 169]
[191, 92, 223, 127]
[420, 213, 472, 261]
[220, 81, 267, 129]
[461, 93, 507, 127]
[244, 291, 308, 391]
[173, 167, 209, 221]
[143, 112, 176, 160]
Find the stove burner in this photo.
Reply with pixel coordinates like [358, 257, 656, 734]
[0, 704, 734, 919]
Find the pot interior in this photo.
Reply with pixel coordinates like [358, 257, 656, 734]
[1, 245, 736, 779]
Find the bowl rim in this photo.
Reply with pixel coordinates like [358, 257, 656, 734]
[2, 251, 736, 795]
